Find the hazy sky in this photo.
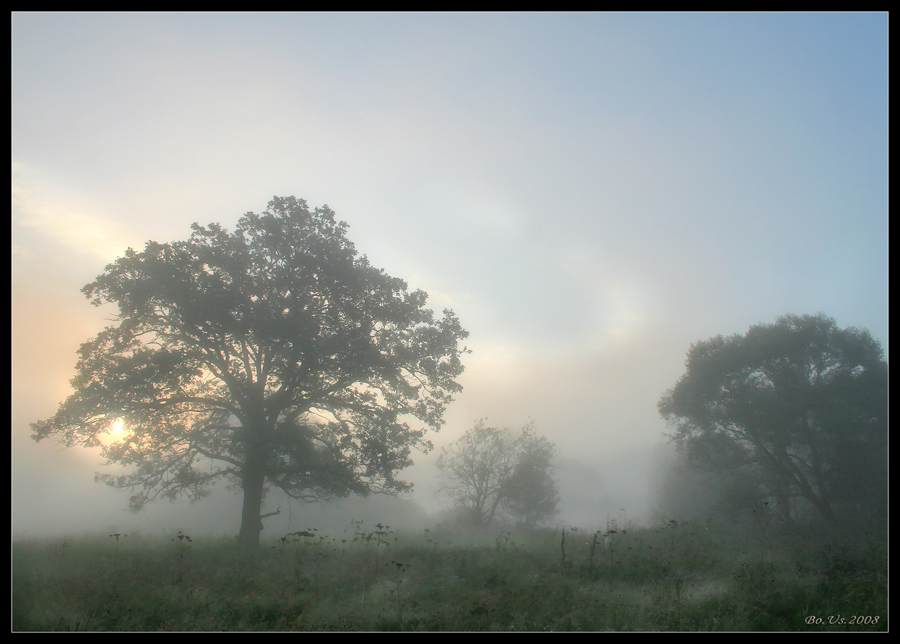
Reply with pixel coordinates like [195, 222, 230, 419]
[12, 12, 887, 537]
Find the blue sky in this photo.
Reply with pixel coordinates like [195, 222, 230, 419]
[12, 12, 887, 536]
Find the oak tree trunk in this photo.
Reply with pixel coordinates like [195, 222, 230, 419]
[238, 465, 266, 547]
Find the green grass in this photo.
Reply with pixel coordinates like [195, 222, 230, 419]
[12, 519, 887, 631]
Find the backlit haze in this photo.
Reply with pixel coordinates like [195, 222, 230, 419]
[12, 12, 887, 539]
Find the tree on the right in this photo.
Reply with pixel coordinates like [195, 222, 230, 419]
[658, 313, 887, 525]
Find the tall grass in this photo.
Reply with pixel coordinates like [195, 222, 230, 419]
[12, 518, 886, 631]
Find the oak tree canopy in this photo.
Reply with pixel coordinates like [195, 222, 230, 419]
[32, 196, 469, 546]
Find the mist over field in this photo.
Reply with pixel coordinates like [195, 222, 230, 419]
[13, 11, 885, 560]
[12, 12, 887, 632]
[13, 429, 656, 538]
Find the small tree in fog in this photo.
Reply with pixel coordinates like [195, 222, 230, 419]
[658, 313, 886, 525]
[437, 421, 559, 529]
[31, 197, 469, 547]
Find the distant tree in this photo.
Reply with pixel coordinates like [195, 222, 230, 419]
[437, 421, 559, 529]
[658, 313, 887, 525]
[501, 433, 561, 528]
[31, 196, 469, 547]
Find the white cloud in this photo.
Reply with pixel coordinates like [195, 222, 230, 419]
[13, 163, 137, 262]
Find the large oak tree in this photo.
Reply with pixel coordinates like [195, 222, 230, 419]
[32, 197, 469, 545]
[658, 313, 886, 524]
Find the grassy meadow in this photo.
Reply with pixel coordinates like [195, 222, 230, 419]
[12, 516, 887, 632]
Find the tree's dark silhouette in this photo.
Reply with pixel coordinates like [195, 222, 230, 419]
[437, 421, 559, 529]
[658, 313, 886, 525]
[31, 197, 469, 546]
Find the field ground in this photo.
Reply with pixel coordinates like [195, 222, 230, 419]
[12, 518, 887, 631]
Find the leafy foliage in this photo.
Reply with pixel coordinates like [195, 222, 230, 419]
[437, 421, 559, 529]
[658, 313, 886, 524]
[31, 197, 469, 544]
